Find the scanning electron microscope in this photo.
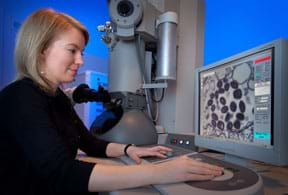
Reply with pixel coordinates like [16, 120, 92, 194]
[94, 0, 178, 145]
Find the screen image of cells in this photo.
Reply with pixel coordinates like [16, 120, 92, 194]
[200, 60, 255, 143]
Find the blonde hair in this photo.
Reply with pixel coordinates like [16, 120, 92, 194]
[14, 8, 89, 93]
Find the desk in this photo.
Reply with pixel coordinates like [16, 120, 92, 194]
[254, 162, 288, 195]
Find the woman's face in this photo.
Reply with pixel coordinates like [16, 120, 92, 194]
[41, 27, 85, 88]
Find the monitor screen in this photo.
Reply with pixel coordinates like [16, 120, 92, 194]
[194, 39, 288, 166]
[199, 49, 272, 147]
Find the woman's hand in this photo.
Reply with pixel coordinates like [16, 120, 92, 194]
[154, 155, 224, 183]
[126, 145, 173, 164]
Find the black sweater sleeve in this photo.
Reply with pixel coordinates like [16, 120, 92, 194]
[0, 80, 98, 193]
[56, 88, 110, 158]
[78, 123, 110, 158]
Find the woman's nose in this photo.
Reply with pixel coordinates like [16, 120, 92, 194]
[75, 54, 84, 66]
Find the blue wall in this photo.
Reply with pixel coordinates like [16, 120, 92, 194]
[204, 0, 288, 65]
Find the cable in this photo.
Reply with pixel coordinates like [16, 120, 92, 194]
[135, 34, 154, 120]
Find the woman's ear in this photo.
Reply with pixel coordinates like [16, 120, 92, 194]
[40, 46, 50, 62]
[39, 47, 48, 66]
[41, 43, 51, 55]
[41, 47, 48, 55]
[39, 51, 46, 61]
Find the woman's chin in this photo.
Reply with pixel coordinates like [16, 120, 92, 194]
[63, 76, 76, 84]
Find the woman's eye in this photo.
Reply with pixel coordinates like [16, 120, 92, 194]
[68, 48, 77, 54]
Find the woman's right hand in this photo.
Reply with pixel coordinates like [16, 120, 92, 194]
[88, 154, 224, 192]
[153, 155, 224, 184]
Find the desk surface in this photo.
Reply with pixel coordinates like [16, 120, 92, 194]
[256, 162, 288, 195]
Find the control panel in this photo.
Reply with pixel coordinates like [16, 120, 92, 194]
[165, 133, 197, 151]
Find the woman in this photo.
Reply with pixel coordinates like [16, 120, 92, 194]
[0, 8, 223, 195]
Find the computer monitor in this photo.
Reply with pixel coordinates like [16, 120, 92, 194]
[194, 39, 288, 166]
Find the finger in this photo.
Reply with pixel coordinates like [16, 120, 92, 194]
[150, 148, 170, 155]
[152, 146, 173, 152]
[186, 157, 224, 171]
[149, 152, 167, 158]
[193, 161, 224, 172]
[158, 150, 167, 155]
[148, 147, 173, 157]
[187, 174, 215, 181]
[188, 165, 223, 176]
[130, 154, 142, 164]
[139, 151, 168, 159]
[152, 152, 168, 159]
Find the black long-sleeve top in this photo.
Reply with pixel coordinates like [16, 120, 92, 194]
[0, 78, 110, 195]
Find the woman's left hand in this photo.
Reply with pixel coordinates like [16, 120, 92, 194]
[126, 145, 173, 164]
